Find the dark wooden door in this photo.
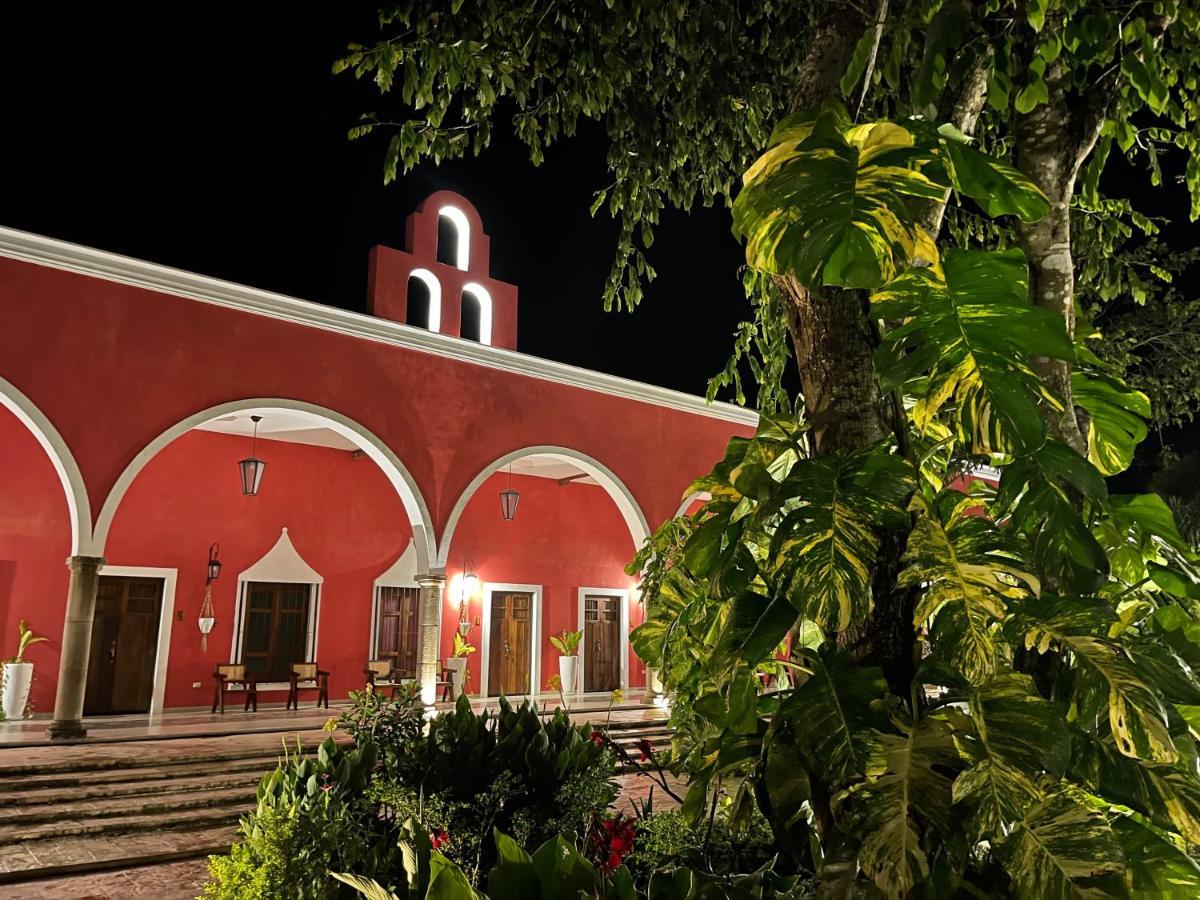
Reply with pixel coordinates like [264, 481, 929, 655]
[376, 586, 420, 677]
[242, 582, 311, 681]
[84, 576, 163, 715]
[584, 594, 622, 693]
[488, 591, 532, 696]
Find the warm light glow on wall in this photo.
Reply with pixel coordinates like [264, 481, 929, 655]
[437, 206, 471, 271]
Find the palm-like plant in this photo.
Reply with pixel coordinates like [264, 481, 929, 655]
[632, 101, 1200, 897]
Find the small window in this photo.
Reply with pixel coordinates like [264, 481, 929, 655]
[461, 292, 482, 342]
[375, 586, 420, 678]
[437, 215, 459, 267]
[407, 275, 432, 329]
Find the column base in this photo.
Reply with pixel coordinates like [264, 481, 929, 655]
[47, 719, 88, 740]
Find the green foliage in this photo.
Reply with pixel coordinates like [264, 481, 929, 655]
[549, 629, 583, 656]
[370, 695, 617, 883]
[204, 737, 401, 899]
[7, 619, 48, 664]
[338, 683, 425, 777]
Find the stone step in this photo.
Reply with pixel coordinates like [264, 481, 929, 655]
[0, 823, 237, 885]
[0, 754, 281, 793]
[0, 783, 258, 830]
[0, 797, 250, 847]
[6, 769, 265, 807]
[0, 740, 326, 779]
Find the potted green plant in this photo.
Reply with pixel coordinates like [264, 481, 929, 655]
[550, 628, 583, 694]
[445, 631, 475, 699]
[2, 620, 48, 720]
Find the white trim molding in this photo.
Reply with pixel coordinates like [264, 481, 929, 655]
[0, 375, 93, 555]
[97, 564, 178, 718]
[0, 226, 757, 428]
[438, 446, 651, 568]
[479, 582, 542, 700]
[576, 587, 630, 694]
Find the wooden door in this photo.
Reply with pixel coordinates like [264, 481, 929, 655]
[376, 586, 420, 677]
[242, 582, 311, 681]
[84, 576, 163, 715]
[488, 591, 532, 696]
[584, 594, 622, 693]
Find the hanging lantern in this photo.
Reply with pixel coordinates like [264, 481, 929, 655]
[499, 462, 520, 521]
[239, 415, 266, 496]
[459, 560, 478, 636]
[206, 542, 222, 583]
[199, 583, 216, 652]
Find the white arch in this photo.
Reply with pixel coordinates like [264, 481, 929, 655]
[92, 399, 437, 571]
[437, 205, 471, 271]
[0, 375, 92, 555]
[437, 445, 651, 568]
[407, 268, 442, 333]
[461, 283, 493, 345]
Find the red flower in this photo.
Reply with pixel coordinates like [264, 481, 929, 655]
[636, 738, 654, 762]
[590, 730, 606, 747]
[430, 830, 450, 850]
[605, 851, 622, 873]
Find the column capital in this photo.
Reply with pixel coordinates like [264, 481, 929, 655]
[65, 555, 106, 570]
[416, 569, 446, 586]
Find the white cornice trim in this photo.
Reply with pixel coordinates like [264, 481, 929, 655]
[0, 226, 759, 427]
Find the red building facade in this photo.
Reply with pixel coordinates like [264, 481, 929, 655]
[0, 193, 754, 736]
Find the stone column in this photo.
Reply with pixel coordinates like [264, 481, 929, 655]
[415, 571, 446, 705]
[48, 555, 105, 740]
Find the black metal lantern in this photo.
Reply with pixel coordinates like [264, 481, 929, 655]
[239, 415, 266, 496]
[206, 542, 222, 583]
[499, 462, 520, 521]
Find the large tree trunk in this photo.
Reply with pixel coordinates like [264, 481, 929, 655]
[780, 6, 918, 695]
[1013, 57, 1090, 455]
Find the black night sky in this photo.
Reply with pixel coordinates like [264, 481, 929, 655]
[0, 3, 747, 400]
[2, 4, 1196, 476]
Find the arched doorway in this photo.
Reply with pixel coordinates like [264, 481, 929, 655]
[439, 447, 649, 699]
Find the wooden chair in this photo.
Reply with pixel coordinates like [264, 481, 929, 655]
[438, 666, 455, 702]
[363, 659, 409, 698]
[287, 662, 330, 710]
[211, 664, 258, 714]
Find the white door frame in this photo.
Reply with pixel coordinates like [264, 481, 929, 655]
[479, 583, 542, 699]
[576, 587, 630, 694]
[96, 565, 178, 718]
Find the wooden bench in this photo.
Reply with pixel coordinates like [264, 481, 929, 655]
[211, 664, 258, 713]
[287, 662, 330, 710]
[363, 659, 413, 698]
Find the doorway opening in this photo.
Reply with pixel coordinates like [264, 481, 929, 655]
[480, 583, 541, 697]
[84, 575, 166, 715]
[578, 588, 628, 694]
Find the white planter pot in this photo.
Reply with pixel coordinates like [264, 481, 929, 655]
[646, 665, 663, 695]
[1, 662, 33, 720]
[444, 657, 468, 698]
[558, 655, 579, 695]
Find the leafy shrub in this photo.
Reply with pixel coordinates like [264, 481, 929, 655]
[370, 695, 617, 883]
[337, 682, 425, 776]
[625, 807, 778, 889]
[204, 737, 401, 899]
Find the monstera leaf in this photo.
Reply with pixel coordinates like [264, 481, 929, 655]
[997, 440, 1109, 592]
[953, 673, 1071, 836]
[770, 444, 915, 631]
[999, 792, 1125, 899]
[781, 649, 889, 785]
[734, 102, 944, 289]
[1112, 816, 1200, 898]
[836, 710, 965, 897]
[873, 248, 1075, 454]
[902, 491, 1039, 682]
[1071, 369, 1150, 477]
[1073, 728, 1200, 844]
